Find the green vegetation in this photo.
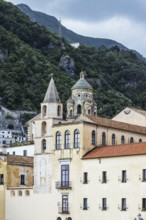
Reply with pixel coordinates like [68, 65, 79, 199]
[1, 1, 146, 118]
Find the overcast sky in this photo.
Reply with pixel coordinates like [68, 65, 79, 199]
[5, 0, 146, 57]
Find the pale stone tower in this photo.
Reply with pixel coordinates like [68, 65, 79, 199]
[33, 77, 63, 193]
[67, 71, 97, 118]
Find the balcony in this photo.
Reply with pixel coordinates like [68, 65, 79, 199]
[55, 181, 72, 189]
[58, 206, 70, 214]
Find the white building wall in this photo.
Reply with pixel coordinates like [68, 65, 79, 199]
[82, 155, 146, 220]
[6, 145, 34, 156]
[113, 107, 146, 127]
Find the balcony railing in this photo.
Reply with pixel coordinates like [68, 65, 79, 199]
[55, 181, 72, 189]
[58, 206, 70, 214]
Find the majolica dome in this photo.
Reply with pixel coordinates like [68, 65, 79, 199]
[71, 71, 93, 90]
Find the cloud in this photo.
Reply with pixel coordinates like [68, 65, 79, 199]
[63, 16, 146, 56]
[6, 0, 146, 56]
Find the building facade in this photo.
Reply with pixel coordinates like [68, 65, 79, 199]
[5, 72, 146, 220]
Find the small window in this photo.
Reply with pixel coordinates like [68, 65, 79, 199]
[130, 137, 134, 143]
[112, 134, 116, 145]
[42, 139, 46, 152]
[121, 135, 125, 144]
[69, 109, 73, 117]
[62, 195, 69, 213]
[11, 190, 15, 197]
[56, 131, 61, 150]
[121, 198, 126, 211]
[42, 121, 47, 135]
[23, 150, 27, 156]
[18, 190, 22, 196]
[64, 130, 70, 149]
[57, 105, 61, 116]
[102, 198, 107, 210]
[83, 172, 88, 184]
[42, 105, 47, 117]
[20, 174, 25, 185]
[122, 170, 127, 183]
[0, 174, 4, 185]
[25, 190, 30, 196]
[91, 130, 96, 145]
[139, 139, 142, 143]
[83, 198, 88, 210]
[142, 169, 146, 181]
[102, 171, 107, 183]
[77, 105, 81, 114]
[102, 132, 106, 146]
[142, 198, 146, 211]
[74, 129, 80, 148]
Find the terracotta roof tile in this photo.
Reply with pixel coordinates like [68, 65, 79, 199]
[85, 115, 146, 134]
[7, 155, 33, 166]
[83, 142, 146, 159]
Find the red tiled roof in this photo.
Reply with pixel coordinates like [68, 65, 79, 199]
[85, 115, 146, 134]
[83, 142, 146, 159]
[7, 155, 33, 166]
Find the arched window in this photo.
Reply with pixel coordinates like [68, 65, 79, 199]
[88, 109, 91, 114]
[42, 121, 46, 135]
[112, 134, 116, 145]
[121, 135, 125, 144]
[77, 105, 81, 114]
[57, 105, 61, 116]
[42, 105, 47, 117]
[18, 190, 22, 196]
[25, 190, 30, 196]
[130, 137, 134, 143]
[56, 131, 61, 150]
[139, 139, 142, 143]
[74, 129, 80, 148]
[69, 109, 73, 117]
[92, 130, 96, 145]
[68, 218, 72, 220]
[65, 130, 70, 149]
[57, 217, 62, 220]
[11, 190, 15, 197]
[42, 139, 46, 152]
[102, 132, 106, 146]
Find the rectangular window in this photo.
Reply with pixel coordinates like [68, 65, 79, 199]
[143, 169, 146, 181]
[83, 198, 88, 210]
[20, 174, 25, 185]
[83, 172, 88, 184]
[142, 198, 146, 211]
[102, 171, 107, 183]
[0, 174, 4, 185]
[102, 198, 107, 210]
[62, 195, 69, 213]
[121, 198, 126, 211]
[61, 165, 69, 188]
[13, 151, 15, 155]
[23, 150, 27, 156]
[122, 170, 127, 182]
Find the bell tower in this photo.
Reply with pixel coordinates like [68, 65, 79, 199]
[41, 77, 63, 119]
[67, 71, 97, 118]
[34, 76, 63, 193]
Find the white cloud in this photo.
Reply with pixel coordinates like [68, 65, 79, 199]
[5, 0, 146, 57]
[63, 16, 146, 56]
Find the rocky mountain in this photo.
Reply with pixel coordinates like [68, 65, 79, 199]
[17, 4, 127, 50]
